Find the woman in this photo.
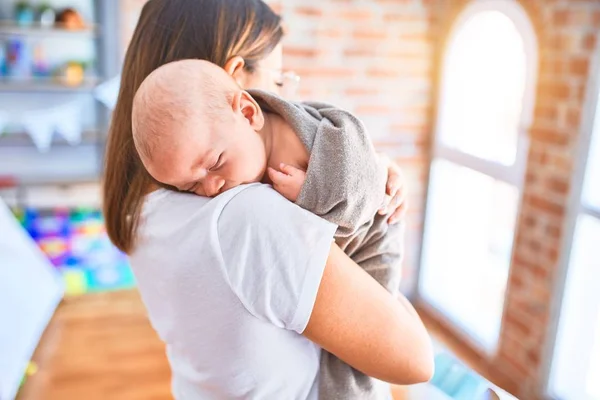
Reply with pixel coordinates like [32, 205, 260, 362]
[103, 0, 433, 398]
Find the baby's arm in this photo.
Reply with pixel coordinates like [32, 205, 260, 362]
[294, 106, 388, 237]
[268, 163, 306, 202]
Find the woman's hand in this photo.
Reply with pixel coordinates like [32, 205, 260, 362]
[378, 155, 408, 224]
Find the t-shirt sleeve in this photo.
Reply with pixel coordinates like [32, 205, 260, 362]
[295, 106, 388, 237]
[216, 184, 338, 334]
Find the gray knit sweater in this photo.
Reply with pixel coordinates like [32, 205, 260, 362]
[250, 90, 405, 400]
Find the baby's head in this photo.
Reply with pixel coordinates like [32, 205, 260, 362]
[132, 59, 268, 197]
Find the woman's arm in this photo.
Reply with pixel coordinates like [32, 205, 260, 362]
[304, 244, 434, 385]
[217, 184, 431, 383]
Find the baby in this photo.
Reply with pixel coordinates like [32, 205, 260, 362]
[132, 59, 404, 400]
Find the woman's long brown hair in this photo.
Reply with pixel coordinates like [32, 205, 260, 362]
[103, 0, 283, 253]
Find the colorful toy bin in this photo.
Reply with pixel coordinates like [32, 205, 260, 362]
[14, 207, 135, 296]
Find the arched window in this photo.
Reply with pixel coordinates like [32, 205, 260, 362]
[548, 48, 600, 400]
[418, 0, 538, 352]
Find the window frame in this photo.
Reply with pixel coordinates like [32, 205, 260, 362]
[433, 0, 538, 183]
[416, 0, 539, 354]
[542, 31, 600, 399]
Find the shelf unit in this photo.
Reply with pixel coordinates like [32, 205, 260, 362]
[0, 21, 98, 38]
[0, 0, 120, 189]
[0, 77, 99, 92]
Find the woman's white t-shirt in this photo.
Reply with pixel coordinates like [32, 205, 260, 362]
[129, 183, 337, 399]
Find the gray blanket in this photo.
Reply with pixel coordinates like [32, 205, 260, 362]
[250, 90, 405, 400]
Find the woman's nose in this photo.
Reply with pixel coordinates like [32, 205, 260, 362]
[204, 176, 225, 197]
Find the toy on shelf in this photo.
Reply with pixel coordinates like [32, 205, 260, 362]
[13, 3, 88, 30]
[38, 4, 56, 27]
[6, 38, 33, 79]
[15, 2, 35, 27]
[56, 8, 86, 30]
[15, 207, 136, 296]
[32, 44, 50, 77]
[60, 61, 85, 86]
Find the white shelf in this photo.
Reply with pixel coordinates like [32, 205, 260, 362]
[0, 78, 99, 93]
[0, 21, 98, 38]
[0, 130, 103, 146]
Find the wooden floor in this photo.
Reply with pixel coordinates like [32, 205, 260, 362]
[16, 290, 417, 400]
[17, 290, 172, 400]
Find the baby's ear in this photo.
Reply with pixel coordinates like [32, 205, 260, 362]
[233, 91, 264, 130]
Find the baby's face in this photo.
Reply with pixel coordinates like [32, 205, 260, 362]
[146, 113, 267, 197]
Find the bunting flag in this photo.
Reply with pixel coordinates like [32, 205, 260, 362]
[0, 98, 85, 152]
[94, 75, 121, 111]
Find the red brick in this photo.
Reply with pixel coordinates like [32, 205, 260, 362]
[355, 104, 394, 115]
[295, 6, 323, 17]
[539, 149, 572, 171]
[566, 107, 582, 128]
[283, 46, 321, 58]
[527, 239, 542, 253]
[343, 47, 378, 58]
[546, 224, 561, 239]
[514, 254, 547, 280]
[387, 48, 431, 59]
[530, 126, 569, 146]
[500, 350, 532, 380]
[390, 123, 430, 137]
[537, 81, 570, 101]
[570, 57, 590, 77]
[594, 10, 600, 27]
[340, 9, 373, 21]
[522, 214, 537, 228]
[383, 13, 416, 23]
[582, 33, 597, 51]
[366, 67, 400, 78]
[525, 171, 538, 185]
[553, 9, 568, 25]
[574, 83, 587, 102]
[525, 194, 565, 218]
[353, 29, 387, 40]
[540, 57, 566, 76]
[528, 148, 544, 165]
[534, 105, 558, 121]
[547, 246, 560, 264]
[546, 176, 570, 195]
[313, 28, 344, 38]
[292, 67, 356, 78]
[551, 33, 580, 52]
[509, 271, 524, 290]
[554, 9, 590, 25]
[344, 87, 380, 96]
[400, 32, 432, 42]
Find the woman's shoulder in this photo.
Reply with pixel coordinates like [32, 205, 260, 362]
[217, 183, 332, 231]
[142, 183, 286, 222]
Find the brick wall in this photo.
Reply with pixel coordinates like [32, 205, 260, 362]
[502, 1, 600, 398]
[274, 0, 434, 295]
[117, 0, 599, 399]
[428, 1, 600, 399]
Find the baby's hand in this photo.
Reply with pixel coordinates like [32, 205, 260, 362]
[268, 163, 306, 202]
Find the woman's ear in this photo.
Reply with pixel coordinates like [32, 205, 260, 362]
[231, 91, 264, 131]
[223, 56, 246, 87]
